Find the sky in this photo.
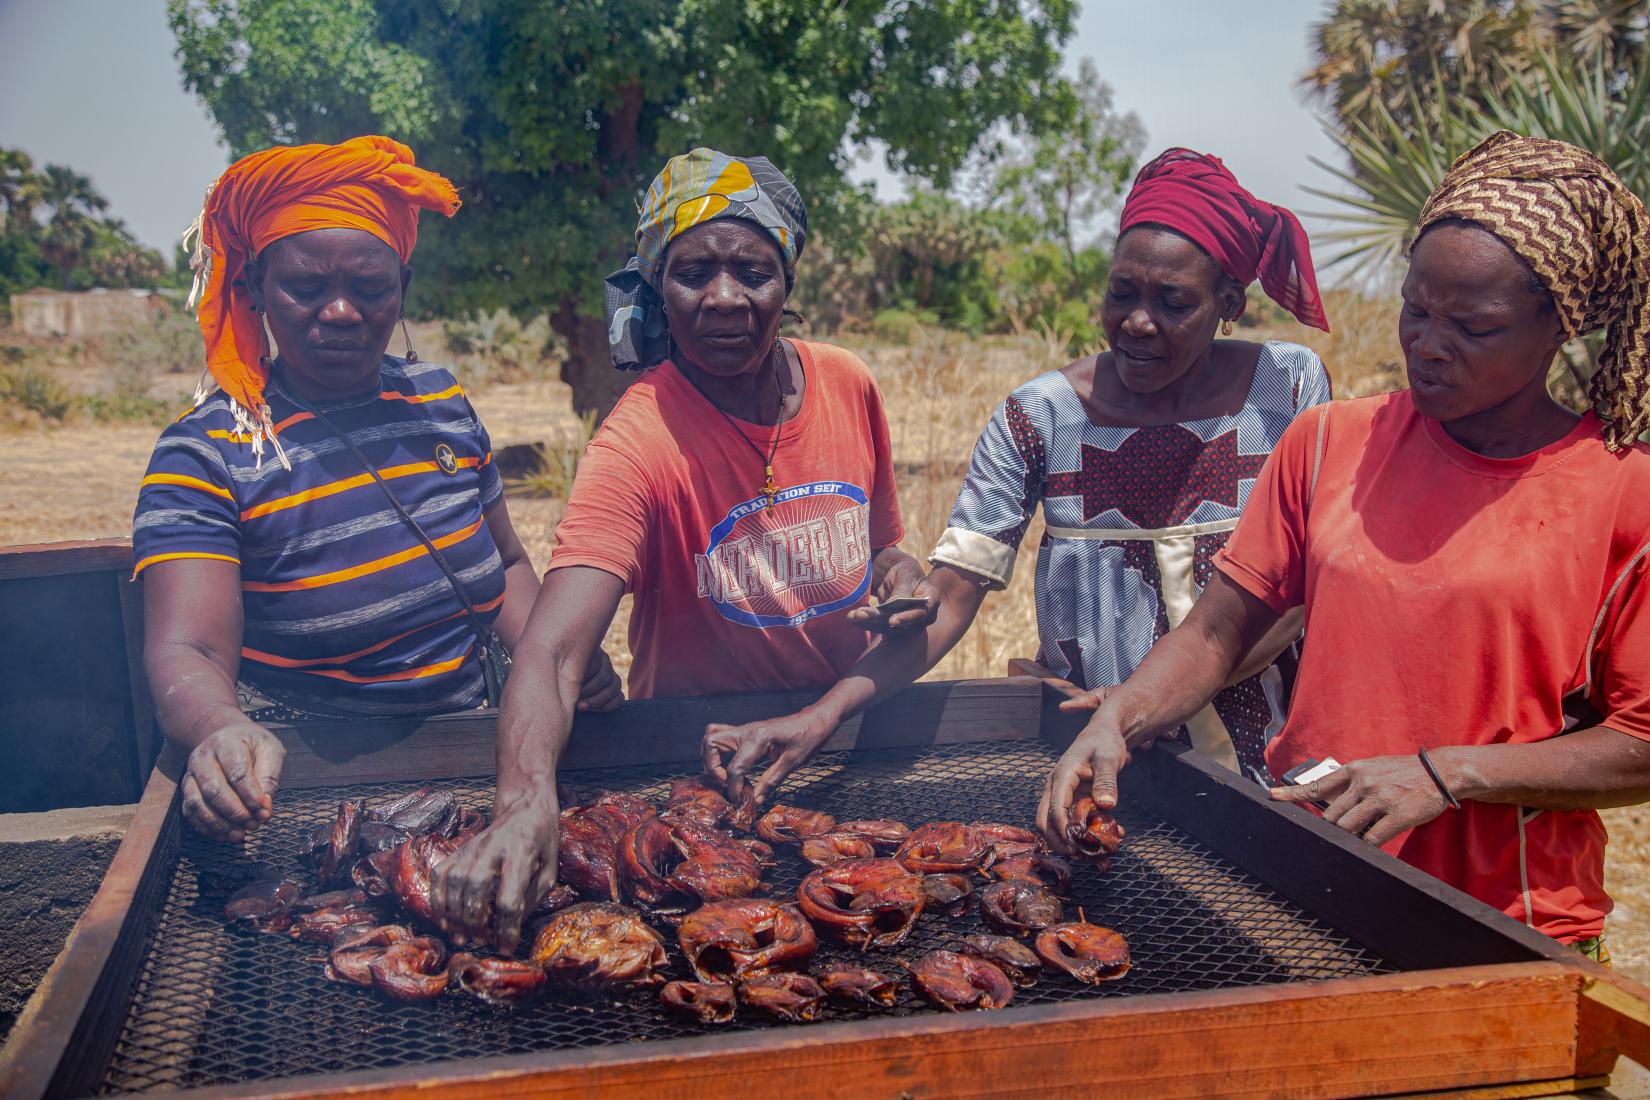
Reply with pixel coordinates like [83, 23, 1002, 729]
[0, 0, 1349, 257]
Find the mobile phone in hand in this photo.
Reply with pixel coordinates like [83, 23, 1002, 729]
[1279, 757, 1341, 811]
[875, 596, 931, 616]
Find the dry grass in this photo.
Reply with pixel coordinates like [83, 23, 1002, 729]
[7, 301, 1650, 977]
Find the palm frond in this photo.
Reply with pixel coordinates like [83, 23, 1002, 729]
[1313, 42, 1650, 278]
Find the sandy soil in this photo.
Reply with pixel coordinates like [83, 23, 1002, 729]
[5, 334, 1649, 982]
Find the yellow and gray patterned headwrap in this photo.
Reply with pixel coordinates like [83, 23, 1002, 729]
[1415, 130, 1650, 451]
[604, 148, 807, 371]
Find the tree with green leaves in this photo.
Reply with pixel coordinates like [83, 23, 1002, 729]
[1305, 36, 1650, 391]
[85, 218, 173, 288]
[169, 0, 1081, 417]
[0, 149, 40, 234]
[38, 165, 108, 291]
[0, 150, 172, 297]
[989, 59, 1143, 298]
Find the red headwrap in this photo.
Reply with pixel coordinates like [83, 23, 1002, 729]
[184, 135, 461, 467]
[1118, 148, 1330, 332]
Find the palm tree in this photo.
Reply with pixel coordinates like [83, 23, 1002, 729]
[1307, 46, 1650, 276]
[1301, 0, 1540, 131]
[1300, 0, 1647, 133]
[37, 165, 108, 289]
[1547, 0, 1650, 69]
[0, 149, 39, 233]
[1307, 45, 1650, 388]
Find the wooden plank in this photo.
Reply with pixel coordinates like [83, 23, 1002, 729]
[0, 567, 146, 810]
[1408, 1080, 1608, 1099]
[0, 538, 132, 580]
[267, 678, 1048, 789]
[1111, 740, 1570, 973]
[0, 765, 182, 1100]
[162, 963, 1584, 1100]
[1576, 966, 1650, 1077]
[116, 572, 160, 781]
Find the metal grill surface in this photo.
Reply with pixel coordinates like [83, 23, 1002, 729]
[101, 741, 1393, 1094]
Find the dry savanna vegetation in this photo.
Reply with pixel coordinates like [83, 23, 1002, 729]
[2, 294, 1645, 979]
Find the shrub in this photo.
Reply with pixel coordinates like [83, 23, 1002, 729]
[1, 366, 74, 420]
[77, 392, 174, 424]
[864, 310, 930, 344]
[505, 410, 598, 500]
[442, 309, 553, 386]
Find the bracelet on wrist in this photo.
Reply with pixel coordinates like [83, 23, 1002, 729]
[1416, 746, 1461, 810]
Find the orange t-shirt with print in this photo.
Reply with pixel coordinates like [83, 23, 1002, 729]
[549, 339, 904, 699]
[1215, 391, 1650, 942]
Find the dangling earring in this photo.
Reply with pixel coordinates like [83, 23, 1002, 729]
[1221, 319, 1233, 336]
[400, 317, 419, 364]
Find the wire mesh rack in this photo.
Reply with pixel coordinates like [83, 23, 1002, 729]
[99, 740, 1393, 1094]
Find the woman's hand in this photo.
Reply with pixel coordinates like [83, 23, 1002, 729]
[576, 648, 624, 712]
[1036, 714, 1136, 856]
[847, 550, 938, 635]
[1270, 755, 1450, 846]
[430, 787, 560, 954]
[702, 709, 838, 805]
[181, 721, 285, 843]
[1054, 684, 1114, 711]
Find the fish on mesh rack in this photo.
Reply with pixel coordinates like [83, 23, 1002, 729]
[102, 744, 1391, 1093]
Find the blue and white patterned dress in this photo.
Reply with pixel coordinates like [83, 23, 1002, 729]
[931, 341, 1332, 779]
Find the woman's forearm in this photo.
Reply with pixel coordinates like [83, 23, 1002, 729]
[1105, 627, 1241, 746]
[1105, 572, 1278, 746]
[147, 643, 247, 752]
[805, 567, 988, 727]
[492, 636, 579, 809]
[1437, 725, 1650, 811]
[491, 557, 540, 651]
[142, 560, 254, 751]
[490, 566, 625, 810]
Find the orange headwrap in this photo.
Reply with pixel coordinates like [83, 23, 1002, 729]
[183, 135, 460, 467]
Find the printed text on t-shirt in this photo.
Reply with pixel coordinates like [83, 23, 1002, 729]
[694, 480, 874, 629]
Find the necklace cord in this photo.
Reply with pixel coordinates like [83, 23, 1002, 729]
[682, 341, 789, 504]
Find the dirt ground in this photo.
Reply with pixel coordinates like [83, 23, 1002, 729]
[4, 328, 1649, 983]
[0, 835, 121, 1044]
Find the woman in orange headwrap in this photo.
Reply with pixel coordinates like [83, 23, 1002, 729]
[134, 137, 619, 843]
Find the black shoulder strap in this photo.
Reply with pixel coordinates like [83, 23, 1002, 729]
[291, 395, 496, 648]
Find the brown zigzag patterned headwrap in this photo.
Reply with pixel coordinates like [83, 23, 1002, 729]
[1415, 130, 1650, 451]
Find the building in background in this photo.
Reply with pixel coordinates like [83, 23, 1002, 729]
[9, 288, 170, 339]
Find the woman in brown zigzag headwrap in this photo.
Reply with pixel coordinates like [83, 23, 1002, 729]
[1041, 131, 1650, 958]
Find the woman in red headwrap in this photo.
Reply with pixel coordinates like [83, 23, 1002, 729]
[702, 148, 1333, 800]
[133, 137, 618, 842]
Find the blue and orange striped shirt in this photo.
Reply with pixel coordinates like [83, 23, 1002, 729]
[132, 358, 506, 717]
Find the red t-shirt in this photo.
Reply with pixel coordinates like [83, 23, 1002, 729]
[1216, 391, 1650, 942]
[549, 340, 904, 699]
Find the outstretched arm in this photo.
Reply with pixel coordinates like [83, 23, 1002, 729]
[429, 565, 624, 952]
[1225, 605, 1305, 687]
[1037, 571, 1280, 852]
[483, 499, 622, 711]
[1272, 725, 1650, 846]
[703, 562, 990, 803]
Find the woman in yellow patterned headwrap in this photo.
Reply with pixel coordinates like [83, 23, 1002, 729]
[1041, 131, 1650, 958]
[431, 148, 930, 950]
